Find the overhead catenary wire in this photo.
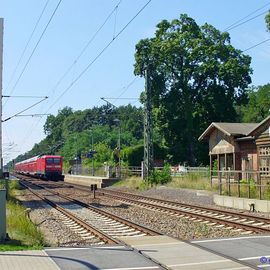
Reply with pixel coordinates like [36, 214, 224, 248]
[45, 0, 152, 113]
[224, 2, 270, 31]
[243, 38, 270, 52]
[17, 1, 149, 153]
[114, 77, 139, 100]
[48, 0, 122, 100]
[225, 10, 269, 32]
[113, 0, 121, 39]
[2, 96, 48, 122]
[2, 95, 49, 98]
[4, 0, 50, 92]
[3, 0, 63, 109]
[16, 0, 124, 151]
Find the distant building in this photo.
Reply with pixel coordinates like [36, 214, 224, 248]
[199, 115, 270, 179]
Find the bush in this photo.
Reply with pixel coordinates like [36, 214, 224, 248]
[263, 182, 270, 200]
[240, 178, 257, 198]
[148, 164, 172, 185]
[122, 143, 167, 166]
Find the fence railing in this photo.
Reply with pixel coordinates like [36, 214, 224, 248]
[212, 170, 270, 200]
[66, 165, 210, 179]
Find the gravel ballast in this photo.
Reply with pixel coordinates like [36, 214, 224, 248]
[16, 183, 263, 246]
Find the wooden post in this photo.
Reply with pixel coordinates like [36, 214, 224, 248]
[238, 175, 241, 197]
[228, 172, 231, 196]
[259, 172, 262, 200]
[248, 172, 250, 199]
[233, 152, 236, 182]
[210, 154, 212, 187]
[218, 171, 222, 195]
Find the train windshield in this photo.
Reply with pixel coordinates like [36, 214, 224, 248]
[46, 158, 61, 165]
[54, 158, 61, 164]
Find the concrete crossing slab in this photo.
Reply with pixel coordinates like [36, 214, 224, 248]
[45, 245, 163, 270]
[120, 235, 253, 270]
[0, 250, 60, 270]
[192, 235, 270, 269]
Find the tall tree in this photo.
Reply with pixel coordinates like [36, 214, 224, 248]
[134, 14, 252, 165]
[239, 84, 270, 123]
[266, 10, 270, 31]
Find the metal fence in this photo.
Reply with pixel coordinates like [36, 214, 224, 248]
[170, 166, 209, 177]
[212, 170, 270, 200]
[67, 165, 210, 179]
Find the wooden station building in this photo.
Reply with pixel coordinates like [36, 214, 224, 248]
[199, 115, 270, 179]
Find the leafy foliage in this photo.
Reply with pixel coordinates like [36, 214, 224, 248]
[148, 164, 172, 185]
[134, 14, 252, 165]
[10, 104, 145, 169]
[122, 143, 167, 166]
[9, 14, 270, 170]
[266, 11, 270, 31]
[237, 84, 270, 122]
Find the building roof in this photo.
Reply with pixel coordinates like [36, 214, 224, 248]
[247, 115, 270, 136]
[198, 122, 257, 141]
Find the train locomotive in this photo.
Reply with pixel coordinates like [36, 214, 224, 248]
[15, 155, 64, 180]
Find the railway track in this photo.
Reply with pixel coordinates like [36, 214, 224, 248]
[15, 174, 270, 235]
[95, 189, 270, 235]
[20, 180, 116, 245]
[19, 178, 160, 245]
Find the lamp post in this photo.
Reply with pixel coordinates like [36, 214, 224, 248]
[114, 118, 121, 178]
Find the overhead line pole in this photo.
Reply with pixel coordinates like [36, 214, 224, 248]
[143, 69, 153, 180]
[0, 18, 3, 178]
[0, 17, 6, 242]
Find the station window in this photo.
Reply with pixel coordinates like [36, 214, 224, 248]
[259, 146, 270, 176]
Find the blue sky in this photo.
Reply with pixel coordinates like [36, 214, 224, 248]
[0, 0, 269, 163]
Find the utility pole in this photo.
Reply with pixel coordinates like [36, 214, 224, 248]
[0, 18, 3, 179]
[0, 18, 6, 242]
[143, 69, 154, 180]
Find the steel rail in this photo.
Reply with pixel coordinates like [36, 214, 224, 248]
[20, 178, 160, 237]
[19, 180, 118, 244]
[96, 190, 270, 234]
[97, 189, 270, 225]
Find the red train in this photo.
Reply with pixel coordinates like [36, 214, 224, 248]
[15, 155, 64, 180]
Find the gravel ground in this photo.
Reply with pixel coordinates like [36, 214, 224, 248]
[47, 185, 248, 240]
[108, 185, 270, 218]
[15, 189, 96, 247]
[15, 182, 267, 246]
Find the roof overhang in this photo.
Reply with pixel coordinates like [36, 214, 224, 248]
[248, 115, 270, 137]
[198, 123, 231, 141]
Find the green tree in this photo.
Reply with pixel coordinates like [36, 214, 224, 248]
[266, 10, 270, 31]
[238, 84, 270, 122]
[134, 14, 252, 165]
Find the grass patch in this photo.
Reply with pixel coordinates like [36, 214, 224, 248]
[168, 173, 218, 192]
[6, 200, 44, 248]
[0, 179, 44, 251]
[112, 176, 150, 190]
[0, 240, 42, 251]
[113, 173, 218, 192]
